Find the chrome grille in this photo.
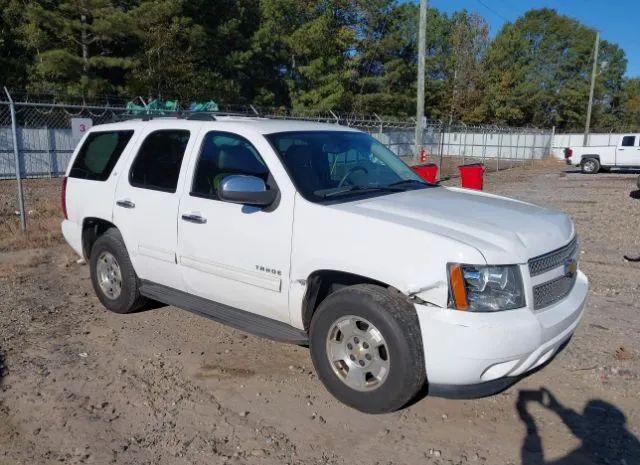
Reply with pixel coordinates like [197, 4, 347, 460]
[533, 273, 577, 310]
[528, 237, 578, 277]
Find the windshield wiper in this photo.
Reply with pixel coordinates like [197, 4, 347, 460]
[319, 185, 406, 199]
[387, 179, 433, 188]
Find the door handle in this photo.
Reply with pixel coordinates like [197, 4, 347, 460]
[181, 213, 207, 224]
[618, 148, 624, 151]
[116, 199, 135, 209]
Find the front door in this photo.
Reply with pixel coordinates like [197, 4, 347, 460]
[177, 130, 294, 322]
[616, 135, 640, 166]
[113, 125, 199, 290]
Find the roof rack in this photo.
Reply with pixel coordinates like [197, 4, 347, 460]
[109, 110, 264, 123]
[183, 113, 217, 121]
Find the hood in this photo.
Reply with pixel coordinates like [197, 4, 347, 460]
[331, 186, 574, 264]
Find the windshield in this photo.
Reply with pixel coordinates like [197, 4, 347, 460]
[266, 131, 432, 203]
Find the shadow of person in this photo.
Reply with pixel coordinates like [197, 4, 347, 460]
[517, 389, 640, 465]
[0, 348, 6, 385]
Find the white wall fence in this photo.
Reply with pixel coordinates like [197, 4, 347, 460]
[373, 129, 551, 161]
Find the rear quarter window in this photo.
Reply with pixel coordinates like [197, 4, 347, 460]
[69, 131, 134, 181]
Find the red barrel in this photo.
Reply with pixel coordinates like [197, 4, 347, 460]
[458, 163, 485, 190]
[412, 163, 438, 184]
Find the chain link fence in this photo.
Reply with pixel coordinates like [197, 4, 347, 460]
[0, 90, 553, 232]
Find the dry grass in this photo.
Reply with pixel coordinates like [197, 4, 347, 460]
[0, 179, 63, 252]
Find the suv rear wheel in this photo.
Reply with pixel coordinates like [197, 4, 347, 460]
[309, 284, 426, 413]
[581, 157, 600, 174]
[89, 228, 147, 314]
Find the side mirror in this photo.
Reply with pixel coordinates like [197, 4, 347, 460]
[219, 175, 276, 207]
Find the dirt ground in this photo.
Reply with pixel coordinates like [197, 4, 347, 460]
[1, 162, 639, 465]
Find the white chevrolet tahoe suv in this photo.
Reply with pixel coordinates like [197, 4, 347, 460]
[61, 115, 588, 413]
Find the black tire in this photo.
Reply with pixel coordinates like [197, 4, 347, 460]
[89, 228, 147, 314]
[309, 284, 426, 413]
[581, 157, 600, 174]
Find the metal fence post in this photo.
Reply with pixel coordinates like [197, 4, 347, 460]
[45, 124, 53, 177]
[481, 126, 488, 169]
[4, 87, 26, 231]
[530, 132, 536, 166]
[497, 127, 502, 171]
[461, 122, 467, 166]
[437, 121, 445, 180]
[374, 113, 383, 135]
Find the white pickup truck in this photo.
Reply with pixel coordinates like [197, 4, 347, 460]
[566, 133, 640, 173]
[61, 115, 588, 413]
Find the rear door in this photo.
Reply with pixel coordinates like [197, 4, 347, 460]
[65, 129, 137, 233]
[113, 123, 201, 290]
[616, 135, 640, 166]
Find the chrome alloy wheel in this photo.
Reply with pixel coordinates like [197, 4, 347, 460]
[325, 315, 390, 391]
[96, 251, 122, 300]
[583, 160, 596, 173]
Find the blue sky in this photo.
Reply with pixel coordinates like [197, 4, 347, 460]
[418, 0, 639, 77]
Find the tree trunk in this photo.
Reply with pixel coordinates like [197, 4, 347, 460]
[81, 13, 89, 74]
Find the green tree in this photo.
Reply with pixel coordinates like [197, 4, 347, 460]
[21, 0, 136, 97]
[350, 0, 417, 115]
[127, 0, 210, 102]
[619, 78, 640, 131]
[0, 1, 31, 90]
[448, 11, 489, 123]
[482, 8, 627, 130]
[286, 0, 358, 110]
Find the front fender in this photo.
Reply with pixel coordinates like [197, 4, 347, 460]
[288, 199, 486, 328]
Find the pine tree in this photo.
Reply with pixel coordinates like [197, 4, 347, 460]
[22, 0, 136, 97]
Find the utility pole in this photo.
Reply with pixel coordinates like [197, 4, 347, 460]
[414, 0, 428, 164]
[583, 31, 599, 147]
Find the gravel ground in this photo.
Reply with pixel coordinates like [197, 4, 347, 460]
[1, 161, 639, 465]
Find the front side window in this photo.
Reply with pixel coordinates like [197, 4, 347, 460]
[191, 132, 269, 199]
[266, 131, 429, 203]
[621, 136, 636, 147]
[129, 130, 190, 192]
[69, 130, 134, 181]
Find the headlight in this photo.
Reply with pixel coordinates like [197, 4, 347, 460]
[448, 264, 525, 312]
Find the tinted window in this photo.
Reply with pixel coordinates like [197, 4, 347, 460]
[621, 136, 636, 147]
[69, 131, 133, 181]
[129, 130, 190, 192]
[191, 132, 269, 199]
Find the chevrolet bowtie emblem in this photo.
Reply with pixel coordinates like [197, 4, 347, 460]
[564, 258, 578, 278]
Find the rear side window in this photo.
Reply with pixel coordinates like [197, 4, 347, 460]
[621, 136, 636, 147]
[129, 130, 190, 193]
[69, 131, 134, 181]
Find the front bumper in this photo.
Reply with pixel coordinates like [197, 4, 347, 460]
[415, 270, 588, 397]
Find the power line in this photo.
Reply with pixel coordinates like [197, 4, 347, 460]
[474, 0, 509, 21]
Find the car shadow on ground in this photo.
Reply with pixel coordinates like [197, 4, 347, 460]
[517, 388, 640, 465]
[564, 168, 640, 175]
[0, 347, 6, 384]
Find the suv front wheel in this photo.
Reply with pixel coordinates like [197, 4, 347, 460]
[309, 284, 426, 413]
[89, 228, 147, 314]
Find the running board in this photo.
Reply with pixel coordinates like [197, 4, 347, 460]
[139, 281, 308, 345]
